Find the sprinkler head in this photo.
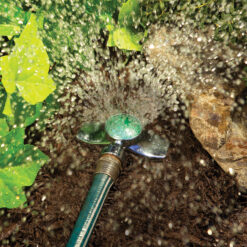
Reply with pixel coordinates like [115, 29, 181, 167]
[105, 114, 142, 141]
[77, 114, 169, 159]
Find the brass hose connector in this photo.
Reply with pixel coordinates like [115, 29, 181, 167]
[95, 154, 122, 182]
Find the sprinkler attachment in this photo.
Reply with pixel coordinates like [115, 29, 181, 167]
[105, 114, 142, 140]
[67, 114, 169, 247]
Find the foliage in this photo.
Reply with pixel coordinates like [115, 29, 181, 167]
[0, 24, 20, 38]
[0, 1, 30, 25]
[1, 14, 55, 114]
[8, 93, 43, 127]
[0, 8, 54, 208]
[139, 0, 247, 45]
[107, 27, 143, 51]
[0, 119, 48, 208]
[107, 0, 146, 51]
[0, 0, 31, 41]
[12, 0, 123, 81]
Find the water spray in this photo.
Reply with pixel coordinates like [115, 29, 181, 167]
[66, 114, 169, 247]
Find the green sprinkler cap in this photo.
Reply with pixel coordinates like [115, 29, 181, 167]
[105, 114, 142, 141]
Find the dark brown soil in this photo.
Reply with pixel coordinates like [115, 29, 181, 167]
[0, 105, 247, 247]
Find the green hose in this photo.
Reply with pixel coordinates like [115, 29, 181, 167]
[66, 173, 113, 247]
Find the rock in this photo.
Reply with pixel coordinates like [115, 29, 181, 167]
[189, 92, 247, 190]
[189, 92, 233, 150]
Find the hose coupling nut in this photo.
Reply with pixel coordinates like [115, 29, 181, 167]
[95, 154, 122, 182]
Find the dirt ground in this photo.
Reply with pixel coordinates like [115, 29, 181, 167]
[0, 101, 247, 247]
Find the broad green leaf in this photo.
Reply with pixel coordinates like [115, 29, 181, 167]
[107, 32, 115, 47]
[111, 27, 142, 51]
[118, 0, 140, 28]
[106, 24, 115, 32]
[0, 86, 7, 118]
[0, 118, 8, 137]
[3, 94, 13, 117]
[0, 143, 24, 169]
[1, 14, 56, 105]
[0, 144, 48, 208]
[0, 127, 25, 149]
[106, 24, 115, 46]
[0, 24, 20, 37]
[0, 127, 24, 166]
[1, 55, 17, 94]
[106, 0, 144, 51]
[0, 180, 26, 209]
[11, 144, 48, 171]
[25, 103, 42, 127]
[9, 93, 43, 127]
[16, 75, 55, 105]
[0, 126, 48, 208]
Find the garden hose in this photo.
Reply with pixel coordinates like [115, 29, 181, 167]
[66, 153, 122, 247]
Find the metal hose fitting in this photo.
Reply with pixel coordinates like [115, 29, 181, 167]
[95, 154, 122, 182]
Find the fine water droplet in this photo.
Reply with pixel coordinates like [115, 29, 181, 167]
[125, 229, 130, 236]
[228, 168, 235, 176]
[207, 228, 213, 235]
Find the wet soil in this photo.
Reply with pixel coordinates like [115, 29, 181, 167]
[0, 105, 247, 247]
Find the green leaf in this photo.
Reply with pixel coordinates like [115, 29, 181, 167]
[0, 118, 9, 137]
[0, 127, 25, 149]
[1, 14, 56, 105]
[0, 56, 2, 75]
[107, 32, 115, 47]
[0, 127, 48, 208]
[0, 143, 24, 169]
[3, 94, 13, 117]
[106, 0, 144, 51]
[0, 144, 48, 208]
[9, 93, 42, 127]
[106, 24, 115, 32]
[0, 24, 20, 37]
[110, 27, 142, 51]
[25, 103, 42, 127]
[0, 128, 24, 166]
[0, 85, 7, 118]
[118, 0, 140, 27]
[1, 55, 17, 94]
[16, 75, 55, 105]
